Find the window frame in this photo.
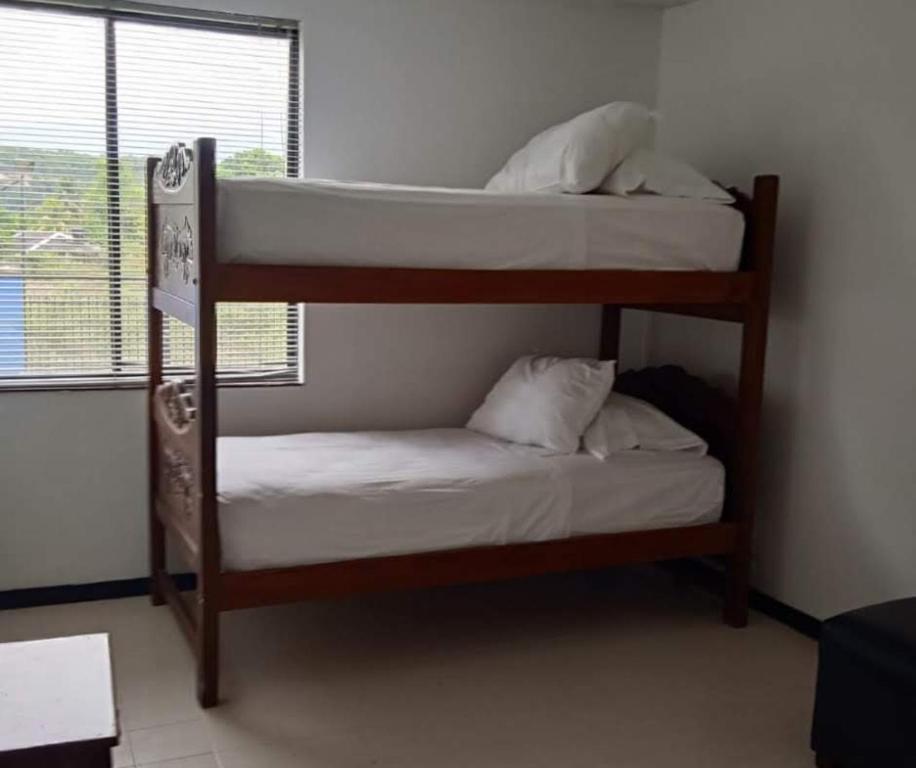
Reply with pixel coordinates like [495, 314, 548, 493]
[0, 0, 302, 392]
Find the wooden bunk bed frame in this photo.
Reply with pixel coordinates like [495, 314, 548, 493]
[147, 138, 779, 708]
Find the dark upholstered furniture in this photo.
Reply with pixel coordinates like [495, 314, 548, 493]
[812, 598, 916, 767]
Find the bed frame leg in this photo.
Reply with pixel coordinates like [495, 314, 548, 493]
[147, 157, 166, 609]
[192, 137, 221, 709]
[723, 552, 750, 628]
[149, 518, 166, 607]
[722, 176, 778, 631]
[196, 599, 220, 708]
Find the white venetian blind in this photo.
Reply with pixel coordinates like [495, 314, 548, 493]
[0, 2, 301, 388]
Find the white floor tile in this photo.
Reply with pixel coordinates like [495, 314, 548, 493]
[118, 670, 202, 731]
[216, 745, 310, 768]
[137, 755, 219, 768]
[111, 738, 135, 768]
[128, 719, 212, 765]
[184, 758, 221, 768]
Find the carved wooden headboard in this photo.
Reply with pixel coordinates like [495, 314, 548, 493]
[614, 366, 737, 469]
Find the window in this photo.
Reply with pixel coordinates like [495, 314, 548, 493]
[0, 2, 301, 388]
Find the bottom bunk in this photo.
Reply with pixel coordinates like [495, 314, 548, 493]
[151, 366, 750, 707]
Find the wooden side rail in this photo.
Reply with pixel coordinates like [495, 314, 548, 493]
[221, 523, 739, 611]
[215, 264, 757, 306]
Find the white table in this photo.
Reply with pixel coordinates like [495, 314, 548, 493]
[0, 634, 119, 767]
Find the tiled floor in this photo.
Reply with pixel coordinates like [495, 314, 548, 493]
[0, 567, 818, 767]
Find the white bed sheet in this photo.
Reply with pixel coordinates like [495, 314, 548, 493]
[216, 179, 745, 272]
[217, 428, 724, 572]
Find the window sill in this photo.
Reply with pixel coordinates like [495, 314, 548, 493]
[0, 379, 303, 393]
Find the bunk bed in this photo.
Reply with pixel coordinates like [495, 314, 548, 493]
[147, 138, 779, 708]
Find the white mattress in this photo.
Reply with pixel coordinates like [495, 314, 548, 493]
[216, 179, 745, 272]
[217, 428, 724, 572]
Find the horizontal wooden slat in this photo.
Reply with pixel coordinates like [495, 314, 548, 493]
[215, 265, 757, 305]
[219, 523, 738, 611]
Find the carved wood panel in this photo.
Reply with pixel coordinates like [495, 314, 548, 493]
[153, 381, 201, 562]
[161, 447, 195, 524]
[151, 143, 196, 205]
[153, 205, 198, 302]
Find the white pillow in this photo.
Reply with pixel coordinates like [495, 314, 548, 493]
[599, 149, 734, 203]
[582, 392, 708, 460]
[485, 102, 655, 194]
[581, 394, 639, 457]
[467, 356, 616, 454]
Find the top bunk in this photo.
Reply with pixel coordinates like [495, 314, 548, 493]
[147, 138, 778, 313]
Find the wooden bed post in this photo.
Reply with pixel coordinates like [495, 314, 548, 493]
[600, 306, 622, 361]
[723, 175, 779, 628]
[193, 138, 221, 707]
[147, 157, 166, 607]
[147, 138, 221, 707]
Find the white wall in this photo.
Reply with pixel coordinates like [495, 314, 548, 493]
[0, 0, 663, 591]
[653, 0, 916, 618]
